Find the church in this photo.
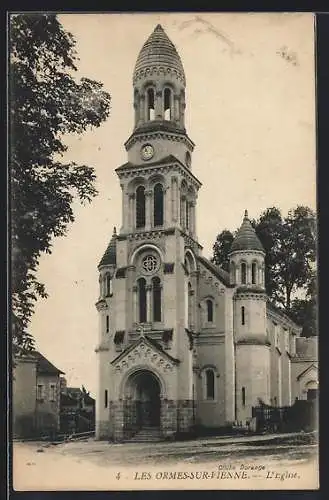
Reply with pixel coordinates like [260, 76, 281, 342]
[95, 25, 318, 441]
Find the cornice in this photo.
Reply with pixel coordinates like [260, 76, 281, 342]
[116, 160, 201, 191]
[229, 249, 265, 257]
[133, 65, 186, 86]
[234, 291, 267, 301]
[125, 129, 194, 151]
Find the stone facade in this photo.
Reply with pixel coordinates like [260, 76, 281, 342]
[95, 25, 318, 441]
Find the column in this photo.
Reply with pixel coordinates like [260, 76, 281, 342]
[145, 190, 152, 230]
[190, 201, 195, 236]
[128, 193, 135, 231]
[132, 285, 138, 325]
[236, 265, 240, 284]
[140, 94, 147, 123]
[163, 186, 169, 227]
[134, 97, 139, 128]
[171, 177, 178, 224]
[155, 90, 162, 120]
[247, 264, 252, 285]
[174, 95, 179, 123]
[146, 284, 152, 322]
[181, 196, 186, 230]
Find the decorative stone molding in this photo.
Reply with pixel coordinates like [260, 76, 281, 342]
[117, 162, 200, 192]
[124, 130, 194, 151]
[133, 66, 186, 86]
[111, 338, 179, 374]
[95, 299, 108, 312]
[236, 334, 271, 346]
[234, 292, 267, 301]
[182, 232, 203, 252]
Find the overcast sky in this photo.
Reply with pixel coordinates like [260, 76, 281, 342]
[29, 12, 315, 396]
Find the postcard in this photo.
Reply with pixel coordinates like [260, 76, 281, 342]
[11, 12, 318, 491]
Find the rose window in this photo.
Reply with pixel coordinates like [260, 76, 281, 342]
[142, 254, 159, 274]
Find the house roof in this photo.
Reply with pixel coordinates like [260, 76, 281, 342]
[198, 256, 232, 287]
[33, 351, 64, 375]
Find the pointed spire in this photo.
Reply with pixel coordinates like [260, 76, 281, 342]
[155, 24, 164, 31]
[244, 209, 248, 219]
[98, 226, 118, 267]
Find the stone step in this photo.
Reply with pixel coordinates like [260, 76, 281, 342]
[128, 427, 162, 442]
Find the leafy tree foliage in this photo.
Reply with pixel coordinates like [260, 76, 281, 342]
[10, 14, 111, 355]
[211, 229, 235, 272]
[212, 206, 317, 335]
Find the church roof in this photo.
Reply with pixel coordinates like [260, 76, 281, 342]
[98, 227, 117, 268]
[133, 24, 185, 84]
[198, 256, 233, 287]
[230, 210, 265, 253]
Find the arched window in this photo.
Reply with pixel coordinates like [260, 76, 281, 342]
[252, 262, 257, 284]
[153, 183, 164, 226]
[230, 262, 236, 283]
[242, 387, 246, 406]
[106, 315, 109, 333]
[152, 276, 161, 322]
[206, 299, 214, 323]
[241, 262, 247, 284]
[105, 274, 112, 297]
[138, 278, 147, 323]
[206, 370, 215, 400]
[136, 186, 145, 228]
[147, 88, 155, 120]
[241, 306, 245, 326]
[164, 88, 171, 120]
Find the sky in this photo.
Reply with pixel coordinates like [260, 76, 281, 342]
[28, 12, 316, 397]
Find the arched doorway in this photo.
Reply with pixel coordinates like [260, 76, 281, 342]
[124, 370, 161, 433]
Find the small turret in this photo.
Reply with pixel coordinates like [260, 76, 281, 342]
[228, 210, 265, 288]
[230, 211, 270, 423]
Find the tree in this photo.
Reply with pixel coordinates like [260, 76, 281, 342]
[211, 206, 317, 335]
[10, 14, 111, 356]
[211, 229, 235, 272]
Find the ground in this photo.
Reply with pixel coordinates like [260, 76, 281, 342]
[13, 432, 319, 491]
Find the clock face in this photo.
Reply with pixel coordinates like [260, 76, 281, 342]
[141, 144, 154, 161]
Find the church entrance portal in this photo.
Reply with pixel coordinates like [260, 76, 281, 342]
[124, 370, 161, 433]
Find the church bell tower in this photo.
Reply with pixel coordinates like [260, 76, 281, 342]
[96, 25, 202, 441]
